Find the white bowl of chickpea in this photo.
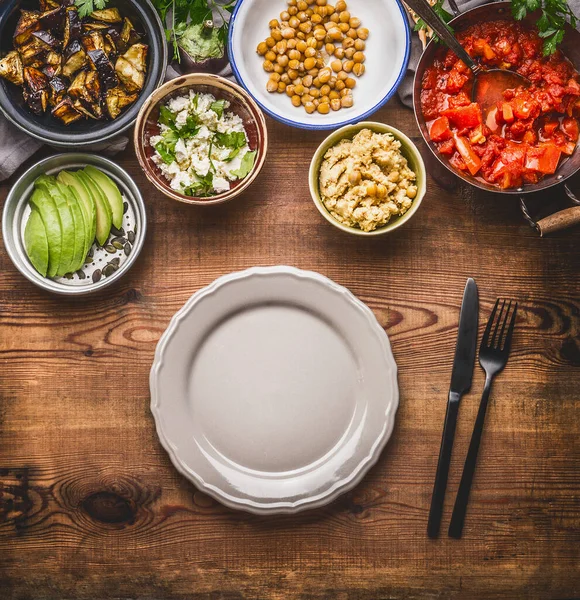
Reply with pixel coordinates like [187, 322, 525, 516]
[228, 0, 411, 130]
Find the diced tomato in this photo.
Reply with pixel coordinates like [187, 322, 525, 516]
[543, 120, 559, 136]
[446, 69, 469, 94]
[525, 144, 562, 174]
[429, 117, 452, 142]
[565, 78, 580, 96]
[562, 117, 579, 142]
[422, 67, 439, 90]
[559, 140, 577, 155]
[512, 96, 538, 119]
[438, 139, 456, 155]
[442, 103, 482, 129]
[501, 103, 514, 123]
[522, 130, 537, 145]
[473, 38, 497, 60]
[453, 135, 482, 176]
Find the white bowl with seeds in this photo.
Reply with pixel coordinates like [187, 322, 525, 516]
[2, 154, 147, 295]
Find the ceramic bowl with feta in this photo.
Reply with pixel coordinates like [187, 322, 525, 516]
[134, 74, 268, 205]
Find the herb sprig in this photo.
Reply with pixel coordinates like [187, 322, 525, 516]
[413, 0, 454, 44]
[151, 0, 236, 61]
[75, 0, 108, 18]
[512, 0, 577, 55]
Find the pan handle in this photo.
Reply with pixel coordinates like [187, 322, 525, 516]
[536, 206, 580, 236]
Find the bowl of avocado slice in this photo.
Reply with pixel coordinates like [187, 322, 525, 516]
[2, 153, 146, 295]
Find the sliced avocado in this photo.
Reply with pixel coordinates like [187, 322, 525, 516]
[57, 170, 96, 259]
[28, 187, 61, 278]
[35, 175, 75, 276]
[84, 165, 123, 229]
[76, 170, 112, 246]
[58, 182, 86, 272]
[24, 208, 49, 277]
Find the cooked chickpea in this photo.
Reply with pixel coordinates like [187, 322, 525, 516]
[319, 68, 332, 83]
[294, 83, 305, 95]
[388, 171, 400, 183]
[347, 28, 357, 38]
[286, 84, 295, 96]
[266, 79, 278, 93]
[325, 42, 336, 54]
[297, 10, 308, 22]
[331, 59, 342, 72]
[296, 40, 308, 53]
[328, 27, 343, 41]
[334, 47, 345, 59]
[287, 68, 298, 80]
[314, 28, 326, 41]
[407, 186, 417, 199]
[330, 12, 339, 22]
[297, 0, 308, 9]
[329, 90, 340, 100]
[343, 37, 354, 49]
[304, 57, 316, 70]
[320, 94, 330, 104]
[302, 74, 313, 87]
[329, 98, 341, 111]
[337, 70, 348, 81]
[266, 36, 276, 47]
[312, 13, 323, 23]
[344, 47, 355, 59]
[310, 87, 320, 98]
[273, 64, 284, 74]
[353, 51, 365, 63]
[281, 73, 290, 84]
[357, 27, 369, 40]
[277, 54, 289, 67]
[349, 17, 360, 28]
[270, 18, 280, 28]
[291, 95, 301, 107]
[366, 182, 377, 197]
[304, 47, 317, 58]
[263, 60, 274, 72]
[318, 102, 330, 114]
[278, 82, 287, 93]
[345, 77, 356, 89]
[320, 84, 331, 96]
[335, 0, 346, 11]
[343, 60, 354, 73]
[287, 38, 297, 49]
[257, 41, 268, 55]
[335, 80, 346, 91]
[280, 11, 290, 21]
[348, 170, 361, 185]
[338, 22, 350, 33]
[354, 39, 365, 51]
[265, 50, 276, 62]
[376, 184, 387, 199]
[352, 63, 365, 77]
[305, 101, 316, 114]
[288, 16, 299, 28]
[317, 0, 327, 5]
[288, 59, 300, 70]
[341, 94, 353, 108]
[288, 6, 298, 15]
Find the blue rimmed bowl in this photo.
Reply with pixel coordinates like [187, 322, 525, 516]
[228, 0, 411, 131]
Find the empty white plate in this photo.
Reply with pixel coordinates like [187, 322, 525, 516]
[150, 266, 398, 514]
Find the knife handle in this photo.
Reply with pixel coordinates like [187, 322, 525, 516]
[427, 392, 461, 539]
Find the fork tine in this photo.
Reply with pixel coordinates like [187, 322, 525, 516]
[481, 299, 499, 349]
[490, 299, 506, 349]
[502, 302, 518, 352]
[498, 300, 513, 350]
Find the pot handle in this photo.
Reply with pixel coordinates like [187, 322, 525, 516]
[536, 206, 580, 236]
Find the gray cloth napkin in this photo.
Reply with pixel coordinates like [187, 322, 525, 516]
[397, 0, 580, 108]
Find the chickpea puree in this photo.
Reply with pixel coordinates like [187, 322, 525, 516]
[319, 128, 418, 232]
[257, 0, 368, 115]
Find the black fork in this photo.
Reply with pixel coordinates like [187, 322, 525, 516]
[448, 299, 518, 539]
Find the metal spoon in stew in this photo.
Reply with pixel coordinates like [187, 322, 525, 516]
[405, 0, 530, 115]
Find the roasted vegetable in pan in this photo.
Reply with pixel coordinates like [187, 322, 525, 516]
[0, 0, 147, 124]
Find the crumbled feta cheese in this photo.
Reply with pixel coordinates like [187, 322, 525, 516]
[149, 91, 256, 197]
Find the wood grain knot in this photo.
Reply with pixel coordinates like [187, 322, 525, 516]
[81, 492, 136, 525]
[0, 468, 31, 529]
[560, 336, 580, 367]
[123, 288, 142, 303]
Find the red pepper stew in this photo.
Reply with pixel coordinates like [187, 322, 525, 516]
[420, 20, 580, 189]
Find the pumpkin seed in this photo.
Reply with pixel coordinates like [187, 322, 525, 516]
[111, 241, 123, 250]
[87, 247, 94, 258]
[84, 255, 94, 264]
[123, 201, 128, 214]
[92, 270, 102, 283]
[128, 231, 135, 244]
[103, 264, 116, 277]
[110, 257, 121, 267]
[111, 236, 126, 245]
[64, 272, 74, 280]
[133, 224, 137, 235]
[110, 225, 125, 237]
[105, 245, 117, 253]
[77, 270, 86, 280]
[124, 242, 131, 256]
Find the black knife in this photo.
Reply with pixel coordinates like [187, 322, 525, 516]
[427, 278, 479, 539]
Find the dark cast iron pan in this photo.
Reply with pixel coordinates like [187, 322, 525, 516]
[0, 0, 168, 148]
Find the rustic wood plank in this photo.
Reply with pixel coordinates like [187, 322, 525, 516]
[0, 100, 579, 600]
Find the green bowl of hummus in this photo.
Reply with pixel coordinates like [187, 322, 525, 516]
[309, 121, 426, 236]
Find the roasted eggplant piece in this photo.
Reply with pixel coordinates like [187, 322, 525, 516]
[85, 70, 101, 101]
[68, 69, 87, 99]
[39, 0, 60, 11]
[52, 96, 82, 124]
[73, 97, 103, 119]
[39, 6, 64, 31]
[88, 49, 118, 89]
[43, 63, 62, 78]
[119, 17, 141, 52]
[115, 43, 147, 92]
[90, 8, 122, 23]
[82, 31, 105, 53]
[19, 37, 47, 66]
[14, 11, 41, 47]
[0, 51, 24, 86]
[62, 7, 81, 48]
[62, 39, 87, 77]
[105, 86, 137, 119]
[82, 22, 110, 31]
[32, 30, 60, 50]
[48, 75, 66, 105]
[23, 67, 49, 114]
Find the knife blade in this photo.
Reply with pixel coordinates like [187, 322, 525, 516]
[427, 277, 479, 539]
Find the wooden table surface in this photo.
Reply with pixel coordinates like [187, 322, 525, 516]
[0, 101, 579, 600]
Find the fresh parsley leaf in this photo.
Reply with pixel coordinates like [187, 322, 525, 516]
[225, 147, 242, 162]
[191, 94, 199, 110]
[214, 131, 246, 149]
[179, 114, 200, 138]
[232, 151, 256, 180]
[190, 0, 212, 25]
[75, 0, 105, 18]
[155, 142, 175, 164]
[159, 105, 177, 129]
[210, 99, 227, 118]
[512, 0, 578, 55]
[184, 171, 214, 197]
[155, 130, 179, 164]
